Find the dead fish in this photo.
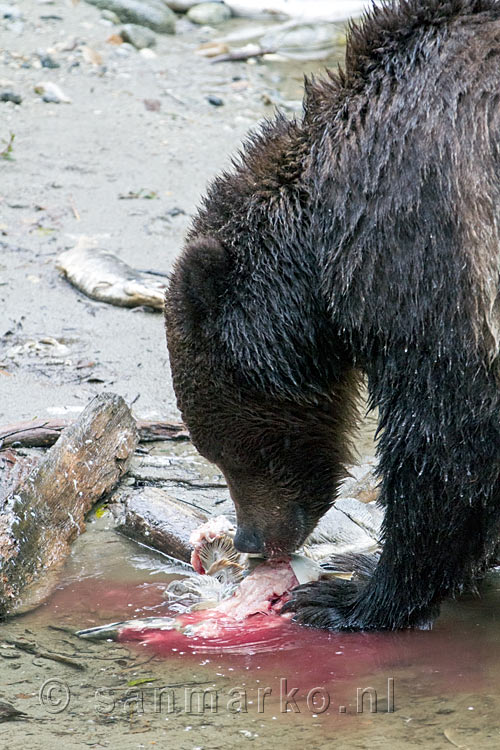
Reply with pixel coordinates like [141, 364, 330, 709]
[0, 701, 28, 722]
[225, 1, 368, 21]
[77, 548, 351, 641]
[164, 573, 239, 613]
[77, 495, 381, 641]
[197, 533, 245, 583]
[78, 616, 180, 640]
[56, 241, 167, 310]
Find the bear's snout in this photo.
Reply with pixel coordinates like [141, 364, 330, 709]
[233, 526, 264, 554]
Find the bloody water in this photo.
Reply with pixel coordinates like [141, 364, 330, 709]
[6, 514, 500, 747]
[33, 563, 500, 708]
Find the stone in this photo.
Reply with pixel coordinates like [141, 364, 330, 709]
[39, 54, 60, 68]
[0, 4, 21, 19]
[0, 90, 22, 105]
[101, 8, 121, 22]
[207, 94, 224, 106]
[187, 2, 231, 25]
[119, 23, 156, 48]
[85, 0, 176, 34]
[166, 0, 208, 11]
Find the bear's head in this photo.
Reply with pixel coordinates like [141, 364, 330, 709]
[165, 236, 356, 558]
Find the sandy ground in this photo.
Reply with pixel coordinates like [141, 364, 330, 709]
[0, 0, 314, 425]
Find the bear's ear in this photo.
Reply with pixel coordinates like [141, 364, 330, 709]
[169, 236, 232, 338]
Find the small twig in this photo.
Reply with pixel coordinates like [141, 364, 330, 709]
[211, 46, 276, 64]
[0, 133, 15, 160]
[161, 477, 227, 490]
[6, 639, 86, 670]
[69, 195, 80, 221]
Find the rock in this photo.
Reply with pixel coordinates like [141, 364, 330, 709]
[166, 0, 209, 11]
[225, 1, 367, 20]
[187, 2, 231, 25]
[85, 0, 176, 34]
[144, 97, 161, 110]
[139, 47, 156, 58]
[0, 91, 22, 105]
[207, 94, 224, 106]
[39, 54, 60, 68]
[101, 8, 121, 22]
[120, 23, 156, 48]
[0, 4, 21, 19]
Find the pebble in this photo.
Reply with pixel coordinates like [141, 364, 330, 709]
[120, 23, 156, 48]
[207, 94, 224, 106]
[143, 97, 161, 111]
[85, 0, 177, 34]
[0, 90, 22, 104]
[187, 2, 231, 25]
[0, 3, 21, 18]
[39, 54, 60, 68]
[101, 8, 120, 22]
[139, 47, 156, 58]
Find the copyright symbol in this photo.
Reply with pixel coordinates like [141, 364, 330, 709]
[39, 678, 70, 713]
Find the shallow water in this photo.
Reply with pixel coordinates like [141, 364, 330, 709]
[3, 419, 500, 749]
[4, 510, 500, 748]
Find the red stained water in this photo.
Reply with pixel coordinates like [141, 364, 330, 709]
[118, 607, 496, 696]
[120, 610, 298, 655]
[37, 573, 500, 707]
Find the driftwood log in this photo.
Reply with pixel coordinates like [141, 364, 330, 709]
[0, 450, 40, 505]
[0, 393, 138, 616]
[0, 418, 188, 450]
[112, 487, 208, 563]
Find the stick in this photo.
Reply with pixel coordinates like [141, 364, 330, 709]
[0, 418, 188, 449]
[6, 639, 85, 671]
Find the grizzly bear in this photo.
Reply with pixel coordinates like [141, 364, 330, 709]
[165, 0, 500, 630]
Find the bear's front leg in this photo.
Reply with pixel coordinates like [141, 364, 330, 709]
[283, 552, 438, 631]
[285, 387, 500, 631]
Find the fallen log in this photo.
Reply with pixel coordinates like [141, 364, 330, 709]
[0, 418, 188, 450]
[0, 450, 40, 504]
[111, 487, 208, 563]
[0, 393, 138, 616]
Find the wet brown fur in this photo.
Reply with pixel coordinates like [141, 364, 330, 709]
[166, 0, 500, 630]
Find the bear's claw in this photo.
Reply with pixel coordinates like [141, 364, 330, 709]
[282, 577, 365, 630]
